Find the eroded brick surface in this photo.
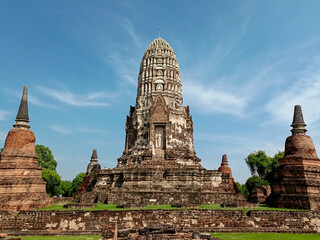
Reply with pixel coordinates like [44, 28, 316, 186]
[0, 209, 320, 235]
[0, 127, 52, 210]
[75, 37, 244, 207]
[269, 121, 320, 210]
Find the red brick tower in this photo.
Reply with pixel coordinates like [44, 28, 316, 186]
[269, 105, 320, 210]
[218, 154, 235, 190]
[0, 86, 52, 210]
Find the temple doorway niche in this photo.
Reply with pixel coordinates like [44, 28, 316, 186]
[155, 126, 165, 150]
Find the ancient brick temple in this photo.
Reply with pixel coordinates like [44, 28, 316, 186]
[76, 37, 244, 207]
[269, 105, 320, 210]
[0, 86, 52, 210]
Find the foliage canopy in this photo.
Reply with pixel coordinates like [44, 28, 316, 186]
[71, 172, 86, 194]
[245, 150, 284, 179]
[36, 144, 57, 171]
[245, 176, 269, 193]
[61, 180, 73, 197]
[235, 182, 249, 198]
[42, 168, 62, 197]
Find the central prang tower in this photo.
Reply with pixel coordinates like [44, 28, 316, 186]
[119, 37, 199, 167]
[76, 37, 245, 207]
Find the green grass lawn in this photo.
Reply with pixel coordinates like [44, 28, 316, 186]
[37, 203, 307, 211]
[38, 203, 187, 211]
[10, 236, 100, 240]
[211, 233, 320, 240]
[37, 203, 121, 211]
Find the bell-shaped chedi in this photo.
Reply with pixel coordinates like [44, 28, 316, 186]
[269, 105, 320, 210]
[74, 149, 103, 203]
[218, 154, 235, 190]
[0, 86, 52, 210]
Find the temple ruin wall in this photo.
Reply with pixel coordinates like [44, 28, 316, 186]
[0, 209, 320, 235]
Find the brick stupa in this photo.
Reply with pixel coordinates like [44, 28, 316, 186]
[0, 86, 52, 210]
[218, 154, 235, 190]
[86, 149, 101, 175]
[269, 105, 320, 210]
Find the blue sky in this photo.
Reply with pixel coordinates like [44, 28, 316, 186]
[1, 0, 320, 183]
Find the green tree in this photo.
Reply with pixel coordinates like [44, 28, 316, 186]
[270, 151, 283, 170]
[71, 172, 86, 194]
[245, 150, 271, 179]
[244, 150, 284, 197]
[42, 168, 62, 197]
[35, 144, 57, 171]
[266, 151, 284, 182]
[245, 150, 284, 179]
[235, 182, 249, 198]
[61, 180, 73, 197]
[245, 176, 269, 193]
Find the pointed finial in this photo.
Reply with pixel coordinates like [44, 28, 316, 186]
[221, 154, 228, 166]
[87, 148, 100, 174]
[158, 29, 161, 38]
[14, 86, 30, 129]
[91, 149, 98, 162]
[291, 105, 307, 135]
[222, 154, 228, 163]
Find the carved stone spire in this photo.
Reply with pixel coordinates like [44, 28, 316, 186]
[14, 86, 30, 129]
[291, 105, 307, 135]
[91, 149, 98, 162]
[86, 149, 101, 175]
[221, 154, 228, 165]
[136, 37, 182, 110]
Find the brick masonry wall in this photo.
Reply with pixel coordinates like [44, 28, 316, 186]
[52, 197, 73, 204]
[0, 209, 320, 235]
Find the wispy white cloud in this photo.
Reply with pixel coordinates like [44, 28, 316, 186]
[50, 125, 72, 135]
[37, 86, 111, 107]
[183, 29, 320, 119]
[179, 12, 256, 117]
[197, 133, 283, 157]
[1, 87, 58, 109]
[0, 110, 10, 121]
[50, 124, 106, 135]
[265, 56, 320, 125]
[121, 18, 143, 49]
[88, 17, 143, 93]
[183, 81, 247, 117]
[28, 94, 59, 109]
